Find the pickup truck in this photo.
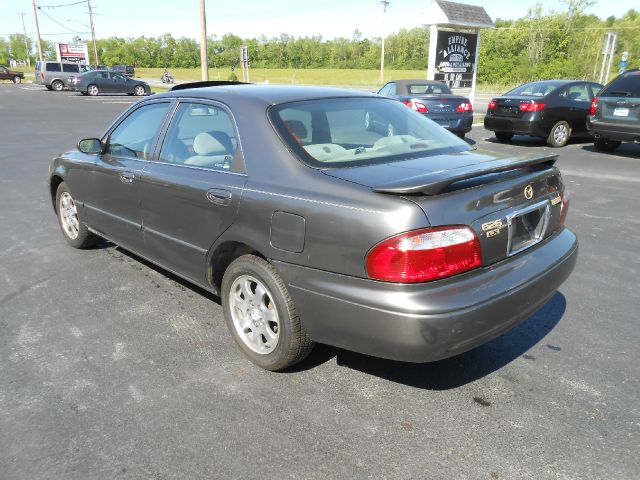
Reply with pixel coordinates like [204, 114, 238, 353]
[111, 65, 135, 77]
[0, 66, 25, 83]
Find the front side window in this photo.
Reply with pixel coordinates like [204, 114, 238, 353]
[106, 103, 171, 159]
[271, 97, 470, 168]
[158, 102, 239, 171]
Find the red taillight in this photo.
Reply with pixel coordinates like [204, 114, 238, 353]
[519, 102, 546, 112]
[456, 102, 473, 113]
[41, 72, 44, 81]
[559, 191, 570, 226]
[589, 97, 597, 116]
[488, 100, 496, 110]
[401, 99, 428, 113]
[365, 226, 482, 283]
[414, 101, 428, 113]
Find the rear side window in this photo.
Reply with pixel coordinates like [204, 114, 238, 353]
[601, 72, 640, 97]
[62, 64, 79, 73]
[558, 83, 590, 101]
[46, 63, 61, 72]
[106, 103, 171, 159]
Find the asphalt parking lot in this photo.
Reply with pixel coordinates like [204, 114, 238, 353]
[1, 84, 639, 480]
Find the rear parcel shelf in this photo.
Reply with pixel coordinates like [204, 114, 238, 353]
[372, 154, 558, 196]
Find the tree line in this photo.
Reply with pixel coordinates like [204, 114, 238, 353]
[1, 4, 638, 86]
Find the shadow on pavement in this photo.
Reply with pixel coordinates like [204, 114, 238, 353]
[580, 143, 640, 159]
[296, 292, 567, 388]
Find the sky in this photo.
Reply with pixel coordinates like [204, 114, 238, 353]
[0, 0, 638, 42]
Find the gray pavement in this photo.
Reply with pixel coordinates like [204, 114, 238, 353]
[1, 83, 639, 480]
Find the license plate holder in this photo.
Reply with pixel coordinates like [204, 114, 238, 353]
[613, 107, 629, 117]
[507, 201, 550, 256]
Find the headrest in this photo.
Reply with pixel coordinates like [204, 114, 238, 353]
[193, 132, 225, 156]
[284, 120, 308, 140]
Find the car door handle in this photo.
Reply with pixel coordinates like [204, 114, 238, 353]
[120, 172, 134, 184]
[206, 188, 232, 206]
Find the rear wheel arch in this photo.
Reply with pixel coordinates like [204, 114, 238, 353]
[207, 240, 266, 293]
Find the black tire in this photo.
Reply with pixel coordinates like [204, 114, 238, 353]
[87, 84, 99, 96]
[13, 75, 22, 84]
[494, 131, 513, 142]
[593, 137, 621, 152]
[55, 182, 98, 249]
[221, 255, 314, 371]
[454, 131, 465, 139]
[134, 85, 145, 96]
[547, 120, 571, 148]
[51, 80, 64, 91]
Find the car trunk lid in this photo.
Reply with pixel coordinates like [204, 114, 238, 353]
[322, 150, 565, 266]
[489, 95, 539, 118]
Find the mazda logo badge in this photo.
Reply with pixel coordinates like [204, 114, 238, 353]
[524, 185, 534, 199]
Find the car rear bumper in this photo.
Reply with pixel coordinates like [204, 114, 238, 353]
[484, 114, 548, 137]
[274, 227, 578, 363]
[587, 117, 640, 142]
[426, 113, 473, 134]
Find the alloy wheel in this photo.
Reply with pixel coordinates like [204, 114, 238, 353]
[229, 274, 280, 355]
[59, 192, 80, 240]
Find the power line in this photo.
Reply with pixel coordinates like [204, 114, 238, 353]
[37, 6, 86, 34]
[37, 0, 88, 8]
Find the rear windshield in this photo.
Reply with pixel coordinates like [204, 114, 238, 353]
[408, 83, 452, 95]
[270, 97, 470, 168]
[600, 71, 640, 97]
[506, 81, 561, 97]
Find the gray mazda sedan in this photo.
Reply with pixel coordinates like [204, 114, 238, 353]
[48, 82, 578, 370]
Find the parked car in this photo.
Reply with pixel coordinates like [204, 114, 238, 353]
[48, 83, 577, 371]
[587, 69, 640, 151]
[0, 65, 25, 83]
[374, 79, 473, 137]
[35, 61, 91, 91]
[68, 70, 150, 96]
[112, 65, 135, 77]
[484, 80, 603, 147]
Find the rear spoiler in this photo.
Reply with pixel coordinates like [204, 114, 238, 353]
[170, 81, 251, 91]
[373, 154, 557, 195]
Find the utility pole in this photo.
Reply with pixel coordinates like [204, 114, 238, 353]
[31, 0, 43, 63]
[18, 12, 31, 67]
[87, 0, 99, 66]
[379, 0, 390, 83]
[199, 0, 209, 81]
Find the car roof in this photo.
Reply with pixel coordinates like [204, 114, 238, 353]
[152, 84, 375, 107]
[391, 79, 447, 86]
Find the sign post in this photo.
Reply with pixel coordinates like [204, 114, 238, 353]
[424, 1, 494, 106]
[240, 45, 250, 82]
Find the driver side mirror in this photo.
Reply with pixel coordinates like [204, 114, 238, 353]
[78, 138, 103, 154]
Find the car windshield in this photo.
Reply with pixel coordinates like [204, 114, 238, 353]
[270, 97, 470, 168]
[506, 81, 560, 97]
